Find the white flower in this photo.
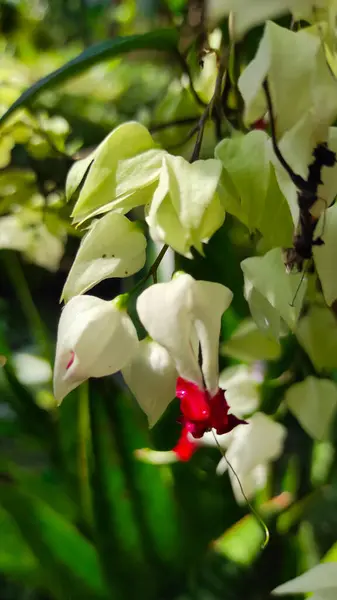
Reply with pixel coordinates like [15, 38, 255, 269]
[136, 273, 233, 395]
[214, 413, 286, 503]
[273, 562, 337, 598]
[53, 295, 138, 403]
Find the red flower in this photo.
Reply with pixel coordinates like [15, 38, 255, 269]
[173, 377, 246, 461]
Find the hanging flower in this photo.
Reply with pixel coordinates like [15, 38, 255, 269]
[136, 273, 244, 456]
[53, 294, 138, 403]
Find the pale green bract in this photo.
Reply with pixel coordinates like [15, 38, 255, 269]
[146, 154, 224, 256]
[71, 122, 163, 222]
[238, 21, 337, 137]
[0, 213, 65, 272]
[215, 130, 293, 244]
[285, 377, 337, 441]
[296, 306, 337, 371]
[221, 318, 281, 363]
[314, 202, 337, 306]
[241, 248, 306, 339]
[61, 212, 147, 302]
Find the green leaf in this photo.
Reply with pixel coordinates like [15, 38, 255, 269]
[0, 505, 39, 580]
[285, 377, 337, 441]
[0, 484, 108, 599]
[296, 305, 337, 372]
[0, 30, 179, 128]
[61, 213, 147, 301]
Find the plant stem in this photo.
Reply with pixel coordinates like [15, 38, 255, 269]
[78, 382, 92, 525]
[150, 116, 200, 133]
[190, 48, 227, 162]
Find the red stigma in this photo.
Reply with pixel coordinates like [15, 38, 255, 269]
[66, 351, 75, 370]
[173, 377, 246, 459]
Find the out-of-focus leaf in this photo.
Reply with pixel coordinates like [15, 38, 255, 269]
[89, 383, 152, 598]
[0, 505, 40, 580]
[214, 493, 292, 565]
[0, 484, 108, 599]
[0, 30, 179, 127]
[90, 379, 184, 596]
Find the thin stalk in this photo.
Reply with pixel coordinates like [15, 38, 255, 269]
[78, 382, 93, 525]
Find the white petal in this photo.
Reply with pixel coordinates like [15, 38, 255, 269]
[122, 339, 177, 427]
[53, 295, 138, 403]
[137, 274, 202, 387]
[191, 280, 233, 394]
[273, 563, 337, 595]
[62, 213, 146, 301]
[136, 274, 232, 391]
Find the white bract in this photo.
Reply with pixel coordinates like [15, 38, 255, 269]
[137, 273, 233, 396]
[146, 155, 224, 257]
[122, 339, 177, 427]
[219, 364, 263, 416]
[53, 295, 138, 403]
[215, 413, 286, 503]
[61, 212, 147, 301]
[273, 562, 337, 598]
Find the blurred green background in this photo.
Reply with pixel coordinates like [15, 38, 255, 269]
[1, 1, 337, 599]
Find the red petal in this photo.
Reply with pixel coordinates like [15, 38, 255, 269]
[176, 377, 210, 422]
[209, 388, 229, 433]
[173, 426, 198, 461]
